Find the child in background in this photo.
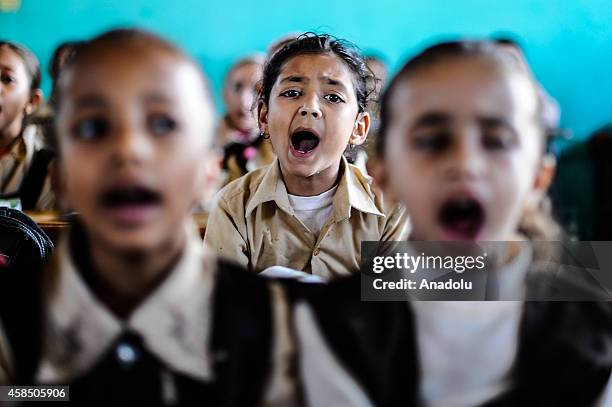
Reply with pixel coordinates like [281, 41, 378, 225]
[364, 54, 387, 113]
[0, 29, 296, 406]
[205, 33, 409, 279]
[48, 40, 83, 109]
[347, 53, 388, 174]
[217, 54, 264, 147]
[219, 54, 275, 184]
[293, 40, 612, 406]
[0, 41, 55, 210]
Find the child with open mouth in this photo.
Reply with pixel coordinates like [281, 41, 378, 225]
[0, 29, 298, 406]
[291, 40, 612, 406]
[205, 33, 409, 279]
[0, 41, 54, 210]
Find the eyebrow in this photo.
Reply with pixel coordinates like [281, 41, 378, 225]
[410, 112, 453, 131]
[142, 92, 173, 104]
[410, 112, 518, 136]
[323, 76, 349, 92]
[0, 64, 15, 72]
[478, 116, 514, 130]
[74, 94, 108, 109]
[279, 74, 350, 92]
[280, 75, 307, 84]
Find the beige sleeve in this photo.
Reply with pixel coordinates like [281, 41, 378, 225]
[381, 203, 410, 242]
[203, 193, 250, 270]
[0, 319, 13, 385]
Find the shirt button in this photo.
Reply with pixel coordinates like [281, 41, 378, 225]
[313, 248, 320, 256]
[116, 342, 138, 366]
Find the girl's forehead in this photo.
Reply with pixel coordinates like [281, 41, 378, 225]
[67, 49, 190, 90]
[0, 46, 27, 74]
[392, 58, 536, 118]
[230, 63, 261, 78]
[226, 63, 261, 86]
[277, 53, 354, 83]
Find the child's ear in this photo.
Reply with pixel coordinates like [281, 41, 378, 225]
[349, 111, 370, 146]
[25, 90, 43, 115]
[257, 100, 269, 135]
[526, 154, 556, 209]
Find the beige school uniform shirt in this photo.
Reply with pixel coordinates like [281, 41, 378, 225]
[204, 157, 410, 279]
[0, 125, 55, 210]
[0, 224, 296, 406]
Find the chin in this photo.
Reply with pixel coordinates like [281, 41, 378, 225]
[99, 227, 164, 255]
[284, 163, 319, 178]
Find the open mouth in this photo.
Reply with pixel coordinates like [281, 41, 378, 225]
[438, 196, 485, 240]
[290, 129, 320, 157]
[99, 185, 162, 226]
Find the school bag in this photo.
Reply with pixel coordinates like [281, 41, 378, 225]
[0, 207, 53, 272]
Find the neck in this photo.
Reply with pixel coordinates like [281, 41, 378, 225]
[282, 160, 342, 196]
[87, 232, 186, 318]
[0, 121, 24, 149]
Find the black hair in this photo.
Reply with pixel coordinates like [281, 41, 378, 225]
[49, 41, 82, 83]
[0, 40, 41, 93]
[490, 31, 524, 50]
[55, 28, 212, 110]
[377, 39, 546, 157]
[65, 28, 189, 66]
[48, 40, 83, 110]
[259, 32, 372, 113]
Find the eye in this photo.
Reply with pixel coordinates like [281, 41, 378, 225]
[71, 117, 109, 141]
[233, 81, 244, 93]
[412, 131, 452, 152]
[324, 94, 344, 104]
[148, 113, 178, 136]
[280, 89, 301, 98]
[482, 132, 515, 150]
[0, 73, 16, 85]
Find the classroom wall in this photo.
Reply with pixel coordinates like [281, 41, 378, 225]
[1, 0, 611, 140]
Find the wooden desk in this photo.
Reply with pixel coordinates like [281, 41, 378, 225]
[26, 211, 209, 243]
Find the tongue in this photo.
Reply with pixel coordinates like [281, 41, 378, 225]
[296, 137, 318, 152]
[443, 215, 482, 239]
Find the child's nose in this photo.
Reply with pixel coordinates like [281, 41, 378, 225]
[110, 124, 154, 166]
[444, 140, 486, 182]
[299, 101, 321, 119]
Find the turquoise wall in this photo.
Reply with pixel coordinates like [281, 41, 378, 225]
[1, 0, 611, 140]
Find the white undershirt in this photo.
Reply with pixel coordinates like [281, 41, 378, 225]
[412, 245, 532, 407]
[294, 245, 558, 407]
[288, 186, 337, 236]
